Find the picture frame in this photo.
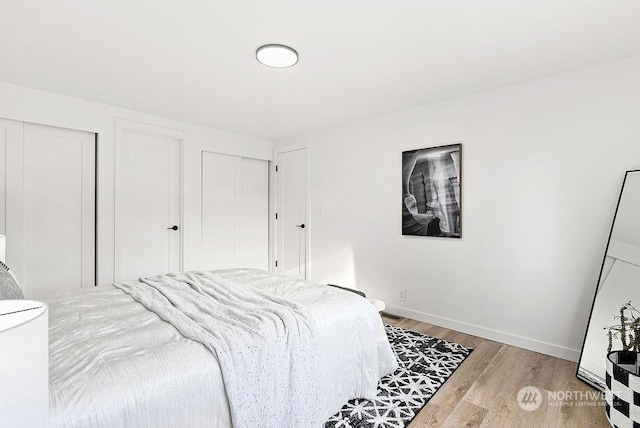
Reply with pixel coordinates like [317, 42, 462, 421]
[402, 144, 462, 238]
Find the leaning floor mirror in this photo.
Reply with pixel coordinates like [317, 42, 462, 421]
[578, 169, 640, 390]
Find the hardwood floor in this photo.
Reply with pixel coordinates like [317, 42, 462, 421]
[381, 314, 610, 427]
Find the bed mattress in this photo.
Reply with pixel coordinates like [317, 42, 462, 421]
[45, 268, 397, 427]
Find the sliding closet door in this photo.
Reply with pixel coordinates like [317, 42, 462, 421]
[6, 123, 95, 296]
[201, 152, 268, 270]
[235, 158, 269, 268]
[0, 118, 22, 238]
[115, 121, 182, 282]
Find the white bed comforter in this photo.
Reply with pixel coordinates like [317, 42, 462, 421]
[114, 271, 321, 428]
[46, 269, 398, 428]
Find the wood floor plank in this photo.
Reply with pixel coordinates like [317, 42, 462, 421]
[440, 400, 488, 427]
[378, 315, 610, 427]
[463, 345, 530, 410]
[417, 341, 502, 426]
[557, 372, 610, 427]
[480, 386, 562, 428]
[397, 318, 450, 339]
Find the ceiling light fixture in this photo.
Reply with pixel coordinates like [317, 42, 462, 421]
[256, 44, 298, 68]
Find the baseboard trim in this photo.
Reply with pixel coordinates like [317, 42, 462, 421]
[384, 304, 580, 362]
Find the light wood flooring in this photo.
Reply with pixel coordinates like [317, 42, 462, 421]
[382, 314, 609, 428]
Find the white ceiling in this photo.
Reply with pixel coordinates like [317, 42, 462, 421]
[1, 1, 639, 140]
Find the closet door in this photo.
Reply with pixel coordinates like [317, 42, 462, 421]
[6, 123, 95, 296]
[0, 118, 23, 237]
[201, 152, 268, 270]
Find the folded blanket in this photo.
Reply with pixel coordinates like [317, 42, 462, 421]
[114, 271, 321, 428]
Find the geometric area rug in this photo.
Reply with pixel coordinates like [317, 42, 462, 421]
[325, 324, 473, 428]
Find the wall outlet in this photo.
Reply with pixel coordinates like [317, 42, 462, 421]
[398, 289, 406, 302]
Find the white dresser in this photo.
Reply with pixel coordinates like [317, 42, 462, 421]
[0, 300, 49, 427]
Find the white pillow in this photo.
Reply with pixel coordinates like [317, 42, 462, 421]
[0, 260, 23, 300]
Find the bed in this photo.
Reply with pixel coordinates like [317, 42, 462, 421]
[43, 268, 398, 427]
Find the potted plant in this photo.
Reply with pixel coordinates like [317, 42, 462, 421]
[604, 301, 640, 427]
[606, 302, 640, 354]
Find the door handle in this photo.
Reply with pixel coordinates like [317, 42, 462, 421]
[295, 224, 305, 229]
[167, 225, 179, 231]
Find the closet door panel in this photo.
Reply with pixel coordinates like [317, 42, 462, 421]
[0, 118, 22, 237]
[201, 152, 268, 271]
[236, 158, 268, 270]
[20, 123, 95, 295]
[201, 152, 237, 270]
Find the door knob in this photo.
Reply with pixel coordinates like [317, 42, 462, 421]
[167, 225, 179, 231]
[295, 224, 306, 229]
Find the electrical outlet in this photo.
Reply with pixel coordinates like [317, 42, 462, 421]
[398, 289, 406, 302]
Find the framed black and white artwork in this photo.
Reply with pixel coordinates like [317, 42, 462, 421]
[402, 144, 461, 238]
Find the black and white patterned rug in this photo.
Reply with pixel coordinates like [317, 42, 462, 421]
[325, 324, 473, 428]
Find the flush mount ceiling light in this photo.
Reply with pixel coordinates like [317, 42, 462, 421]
[256, 44, 298, 68]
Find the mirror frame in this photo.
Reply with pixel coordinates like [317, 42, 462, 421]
[576, 169, 640, 390]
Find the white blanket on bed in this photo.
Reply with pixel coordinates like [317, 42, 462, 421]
[114, 271, 321, 428]
[45, 269, 397, 427]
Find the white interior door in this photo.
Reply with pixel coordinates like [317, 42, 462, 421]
[5, 122, 95, 296]
[276, 147, 308, 279]
[116, 123, 181, 282]
[201, 152, 268, 270]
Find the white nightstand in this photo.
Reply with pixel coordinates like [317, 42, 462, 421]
[368, 298, 386, 312]
[0, 300, 49, 427]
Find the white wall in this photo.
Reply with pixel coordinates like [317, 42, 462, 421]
[285, 55, 640, 361]
[0, 81, 272, 286]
